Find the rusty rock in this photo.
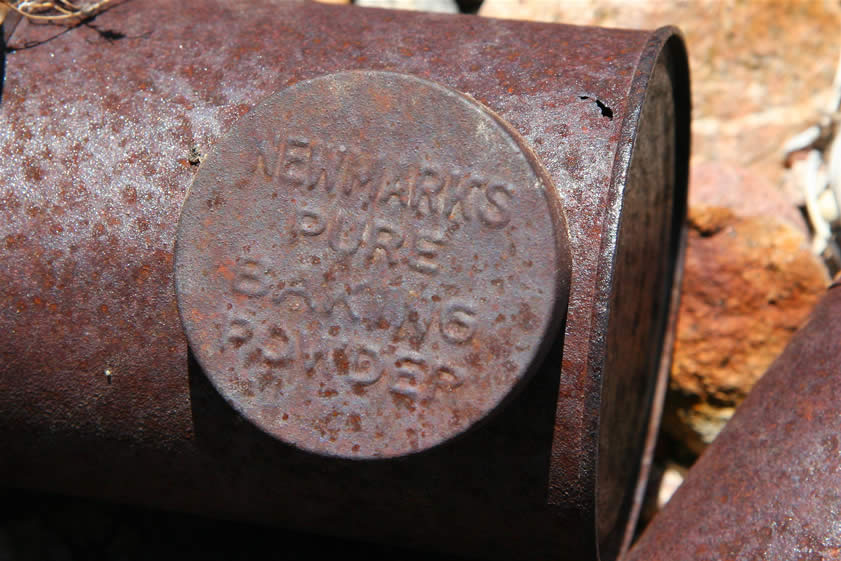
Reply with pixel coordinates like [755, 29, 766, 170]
[667, 174, 828, 453]
[689, 161, 807, 234]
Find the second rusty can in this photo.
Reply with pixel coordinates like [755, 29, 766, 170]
[0, 3, 690, 560]
[627, 283, 841, 561]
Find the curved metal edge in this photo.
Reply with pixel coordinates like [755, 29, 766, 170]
[588, 26, 691, 561]
[616, 31, 691, 559]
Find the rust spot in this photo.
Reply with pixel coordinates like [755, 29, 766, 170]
[122, 185, 138, 204]
[465, 352, 483, 370]
[513, 302, 538, 332]
[258, 371, 275, 393]
[346, 413, 362, 432]
[332, 348, 349, 374]
[206, 193, 225, 210]
[24, 165, 44, 182]
[391, 392, 417, 411]
[4, 234, 26, 250]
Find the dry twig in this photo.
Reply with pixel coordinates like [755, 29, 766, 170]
[0, 0, 111, 24]
[783, 47, 841, 269]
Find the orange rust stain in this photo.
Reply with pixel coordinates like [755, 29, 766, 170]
[332, 348, 349, 374]
[215, 259, 236, 282]
[346, 414, 362, 432]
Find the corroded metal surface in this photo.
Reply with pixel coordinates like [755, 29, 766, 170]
[175, 71, 569, 458]
[0, 2, 690, 560]
[627, 283, 841, 561]
[1, 9, 21, 44]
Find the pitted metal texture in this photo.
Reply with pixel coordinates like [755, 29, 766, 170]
[175, 71, 570, 458]
[0, 3, 690, 559]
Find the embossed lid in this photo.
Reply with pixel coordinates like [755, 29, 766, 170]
[175, 71, 570, 458]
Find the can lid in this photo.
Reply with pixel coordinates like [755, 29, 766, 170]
[175, 71, 569, 458]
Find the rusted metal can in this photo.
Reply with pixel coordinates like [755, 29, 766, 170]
[626, 282, 841, 561]
[0, 2, 689, 560]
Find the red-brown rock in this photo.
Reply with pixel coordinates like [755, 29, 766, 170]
[666, 165, 828, 454]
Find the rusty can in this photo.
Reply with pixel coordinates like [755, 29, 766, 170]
[626, 282, 841, 561]
[0, 2, 689, 560]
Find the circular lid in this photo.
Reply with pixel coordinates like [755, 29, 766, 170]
[175, 71, 569, 458]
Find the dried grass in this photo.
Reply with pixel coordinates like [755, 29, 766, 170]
[1, 0, 112, 24]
